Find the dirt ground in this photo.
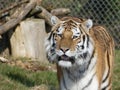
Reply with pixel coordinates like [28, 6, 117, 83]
[5, 59, 57, 72]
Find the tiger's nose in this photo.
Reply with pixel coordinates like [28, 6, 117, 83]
[60, 47, 69, 53]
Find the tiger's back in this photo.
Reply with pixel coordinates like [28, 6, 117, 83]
[45, 16, 114, 90]
[90, 25, 114, 90]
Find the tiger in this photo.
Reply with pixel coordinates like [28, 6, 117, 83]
[45, 16, 114, 90]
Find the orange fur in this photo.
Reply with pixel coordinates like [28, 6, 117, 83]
[90, 26, 114, 89]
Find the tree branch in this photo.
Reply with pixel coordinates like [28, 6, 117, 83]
[36, 6, 54, 26]
[51, 8, 70, 16]
[0, 0, 37, 35]
[0, 0, 29, 15]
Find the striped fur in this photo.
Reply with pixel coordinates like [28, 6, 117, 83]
[45, 17, 114, 90]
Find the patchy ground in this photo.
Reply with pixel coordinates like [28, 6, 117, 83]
[0, 57, 56, 72]
[7, 60, 56, 72]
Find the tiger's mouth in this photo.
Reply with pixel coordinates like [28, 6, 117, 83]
[58, 55, 75, 64]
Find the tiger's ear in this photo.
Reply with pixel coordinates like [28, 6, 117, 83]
[51, 16, 60, 25]
[83, 19, 93, 30]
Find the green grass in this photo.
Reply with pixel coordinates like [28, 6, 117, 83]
[113, 50, 120, 90]
[0, 62, 58, 90]
[0, 50, 119, 90]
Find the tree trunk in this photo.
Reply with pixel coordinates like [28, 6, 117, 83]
[9, 19, 48, 63]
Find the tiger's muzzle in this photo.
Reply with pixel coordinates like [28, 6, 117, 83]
[58, 55, 75, 64]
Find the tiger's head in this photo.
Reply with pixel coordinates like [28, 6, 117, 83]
[45, 16, 94, 68]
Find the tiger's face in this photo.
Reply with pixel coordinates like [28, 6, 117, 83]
[45, 16, 94, 68]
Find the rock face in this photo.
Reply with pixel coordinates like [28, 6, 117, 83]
[10, 19, 48, 63]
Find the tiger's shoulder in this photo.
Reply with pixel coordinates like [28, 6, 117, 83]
[90, 25, 114, 51]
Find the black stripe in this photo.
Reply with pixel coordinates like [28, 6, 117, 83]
[102, 70, 109, 83]
[81, 35, 86, 49]
[101, 81, 111, 90]
[82, 72, 96, 90]
[79, 25, 83, 34]
[83, 35, 85, 44]
[101, 51, 111, 90]
[87, 49, 95, 70]
[107, 50, 110, 70]
[52, 33, 56, 47]
[86, 34, 90, 47]
[102, 51, 110, 83]
[48, 31, 53, 40]
[56, 26, 60, 32]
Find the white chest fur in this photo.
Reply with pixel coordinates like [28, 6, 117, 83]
[60, 53, 98, 90]
[60, 66, 99, 90]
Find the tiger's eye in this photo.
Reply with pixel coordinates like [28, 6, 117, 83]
[57, 34, 62, 37]
[73, 36, 78, 39]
